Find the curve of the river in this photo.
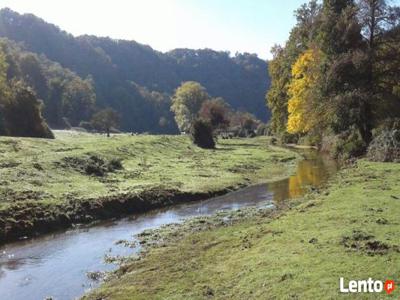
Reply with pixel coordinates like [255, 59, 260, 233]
[0, 150, 338, 300]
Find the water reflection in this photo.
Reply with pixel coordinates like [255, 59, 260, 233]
[269, 151, 338, 202]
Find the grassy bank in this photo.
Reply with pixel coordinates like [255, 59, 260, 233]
[85, 160, 400, 299]
[0, 131, 298, 242]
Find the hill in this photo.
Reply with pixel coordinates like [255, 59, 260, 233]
[0, 8, 270, 132]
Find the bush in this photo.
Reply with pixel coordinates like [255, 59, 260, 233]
[62, 155, 123, 176]
[280, 132, 299, 145]
[191, 119, 215, 149]
[108, 158, 123, 171]
[79, 121, 94, 131]
[372, 118, 400, 138]
[256, 123, 271, 136]
[331, 127, 367, 159]
[84, 156, 123, 176]
[367, 130, 400, 162]
[270, 137, 278, 145]
[298, 134, 321, 147]
[320, 134, 339, 154]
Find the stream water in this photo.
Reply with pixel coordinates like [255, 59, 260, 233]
[0, 151, 337, 300]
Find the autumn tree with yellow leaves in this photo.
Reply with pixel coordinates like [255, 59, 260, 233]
[287, 48, 322, 134]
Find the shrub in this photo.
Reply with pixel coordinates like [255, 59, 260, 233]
[256, 123, 271, 136]
[331, 127, 367, 159]
[367, 130, 400, 162]
[108, 158, 123, 171]
[191, 119, 215, 149]
[371, 118, 400, 138]
[280, 132, 299, 145]
[320, 134, 339, 154]
[62, 155, 123, 176]
[79, 121, 94, 131]
[298, 134, 321, 147]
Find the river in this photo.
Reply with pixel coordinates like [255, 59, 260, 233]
[0, 150, 337, 300]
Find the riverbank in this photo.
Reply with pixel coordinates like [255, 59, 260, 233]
[0, 132, 298, 243]
[84, 160, 400, 299]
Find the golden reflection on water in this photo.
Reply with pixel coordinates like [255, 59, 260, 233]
[268, 152, 338, 202]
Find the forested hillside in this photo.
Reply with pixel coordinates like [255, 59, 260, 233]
[0, 42, 54, 139]
[0, 8, 269, 133]
[0, 38, 96, 129]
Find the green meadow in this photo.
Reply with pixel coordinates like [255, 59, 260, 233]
[0, 131, 298, 241]
[85, 160, 400, 300]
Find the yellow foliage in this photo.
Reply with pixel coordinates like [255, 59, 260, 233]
[287, 49, 320, 134]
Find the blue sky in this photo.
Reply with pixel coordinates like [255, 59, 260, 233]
[0, 0, 307, 59]
[0, 0, 397, 60]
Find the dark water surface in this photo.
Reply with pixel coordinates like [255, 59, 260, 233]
[0, 151, 337, 300]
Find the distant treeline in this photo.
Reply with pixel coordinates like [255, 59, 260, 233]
[0, 8, 269, 134]
[267, 0, 400, 159]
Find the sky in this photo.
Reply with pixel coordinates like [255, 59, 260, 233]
[0, 0, 315, 60]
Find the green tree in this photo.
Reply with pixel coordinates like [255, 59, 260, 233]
[171, 81, 209, 132]
[357, 0, 400, 122]
[91, 108, 120, 137]
[0, 49, 10, 134]
[62, 77, 96, 126]
[18, 53, 48, 99]
[1, 81, 54, 138]
[46, 78, 65, 127]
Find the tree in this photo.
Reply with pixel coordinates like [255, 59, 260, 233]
[287, 48, 323, 134]
[62, 77, 96, 126]
[0, 49, 10, 135]
[266, 46, 291, 134]
[18, 53, 48, 99]
[199, 97, 231, 130]
[357, 0, 399, 56]
[91, 108, 120, 137]
[46, 78, 65, 127]
[191, 118, 215, 149]
[266, 1, 321, 135]
[0, 48, 53, 139]
[230, 111, 259, 136]
[171, 81, 209, 132]
[357, 0, 400, 119]
[1, 81, 54, 138]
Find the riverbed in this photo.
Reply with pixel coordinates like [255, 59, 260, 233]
[0, 151, 337, 300]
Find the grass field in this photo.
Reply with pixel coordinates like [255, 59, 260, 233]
[84, 160, 400, 300]
[0, 131, 298, 241]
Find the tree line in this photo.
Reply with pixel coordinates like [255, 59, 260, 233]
[171, 81, 261, 148]
[267, 0, 400, 158]
[0, 37, 261, 140]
